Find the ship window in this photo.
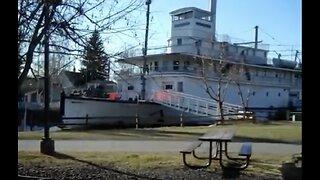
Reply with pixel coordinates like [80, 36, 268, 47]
[172, 11, 193, 21]
[275, 74, 278, 78]
[177, 82, 183, 92]
[278, 92, 281, 97]
[195, 22, 211, 28]
[174, 22, 190, 28]
[177, 38, 182, 46]
[173, 16, 179, 21]
[163, 60, 169, 70]
[195, 11, 210, 21]
[195, 40, 202, 47]
[289, 93, 298, 97]
[165, 84, 173, 90]
[128, 85, 134, 90]
[173, 61, 180, 70]
[245, 71, 251, 81]
[264, 51, 267, 57]
[252, 91, 255, 96]
[154, 61, 158, 71]
[266, 92, 269, 96]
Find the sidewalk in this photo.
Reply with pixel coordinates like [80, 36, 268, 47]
[18, 140, 301, 154]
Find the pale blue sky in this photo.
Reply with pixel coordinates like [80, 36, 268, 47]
[145, 0, 302, 60]
[75, 0, 302, 71]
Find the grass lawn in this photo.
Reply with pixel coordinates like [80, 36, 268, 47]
[18, 120, 301, 144]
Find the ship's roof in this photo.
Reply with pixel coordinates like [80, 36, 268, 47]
[170, 7, 210, 15]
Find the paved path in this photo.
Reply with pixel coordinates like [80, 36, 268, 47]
[18, 140, 301, 154]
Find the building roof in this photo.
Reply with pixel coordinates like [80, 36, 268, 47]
[170, 7, 210, 15]
[61, 70, 86, 87]
[18, 77, 45, 96]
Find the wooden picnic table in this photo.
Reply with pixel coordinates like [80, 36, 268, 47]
[180, 129, 252, 170]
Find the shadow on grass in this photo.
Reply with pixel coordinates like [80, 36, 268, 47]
[233, 136, 301, 145]
[222, 169, 241, 179]
[75, 129, 204, 139]
[280, 161, 302, 180]
[50, 152, 245, 180]
[50, 151, 162, 180]
[58, 128, 302, 144]
[56, 124, 301, 144]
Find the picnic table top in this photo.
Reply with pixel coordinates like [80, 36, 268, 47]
[198, 129, 235, 142]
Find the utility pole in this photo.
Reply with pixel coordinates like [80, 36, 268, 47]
[141, 0, 151, 100]
[40, 0, 56, 155]
[254, 25, 258, 56]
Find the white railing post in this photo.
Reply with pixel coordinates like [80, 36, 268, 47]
[292, 114, 296, 122]
[180, 113, 184, 127]
[187, 99, 190, 112]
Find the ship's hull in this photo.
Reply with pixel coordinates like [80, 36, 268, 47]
[60, 94, 213, 129]
[61, 96, 164, 128]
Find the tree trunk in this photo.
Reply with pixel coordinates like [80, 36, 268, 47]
[218, 101, 224, 125]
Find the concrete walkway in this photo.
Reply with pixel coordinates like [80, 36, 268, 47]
[18, 140, 301, 154]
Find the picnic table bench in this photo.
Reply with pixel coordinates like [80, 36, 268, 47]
[180, 129, 252, 170]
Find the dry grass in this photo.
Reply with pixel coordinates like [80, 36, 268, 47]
[18, 151, 291, 177]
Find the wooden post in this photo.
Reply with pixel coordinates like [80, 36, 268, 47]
[85, 114, 88, 129]
[135, 113, 139, 129]
[23, 105, 27, 131]
[30, 113, 33, 131]
[180, 113, 184, 127]
[286, 110, 290, 120]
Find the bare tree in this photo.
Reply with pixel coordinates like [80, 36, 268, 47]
[199, 42, 233, 125]
[234, 51, 253, 115]
[18, 0, 145, 90]
[228, 51, 254, 120]
[200, 44, 255, 124]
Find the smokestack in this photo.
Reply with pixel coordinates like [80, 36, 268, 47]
[210, 0, 217, 41]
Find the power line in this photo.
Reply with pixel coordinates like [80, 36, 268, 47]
[259, 27, 283, 45]
[233, 26, 255, 36]
[268, 44, 301, 47]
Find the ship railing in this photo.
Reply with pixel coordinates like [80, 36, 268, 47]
[116, 65, 200, 77]
[150, 90, 241, 119]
